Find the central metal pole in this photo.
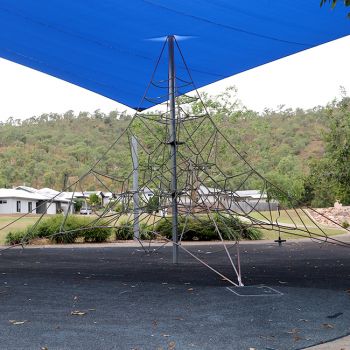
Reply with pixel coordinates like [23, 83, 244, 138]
[168, 35, 179, 264]
[131, 136, 140, 240]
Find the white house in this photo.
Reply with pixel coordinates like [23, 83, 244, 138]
[177, 185, 278, 213]
[176, 185, 231, 213]
[139, 187, 154, 202]
[36, 188, 75, 214]
[0, 188, 55, 214]
[100, 192, 113, 206]
[0, 187, 73, 215]
[229, 190, 278, 212]
[233, 190, 268, 200]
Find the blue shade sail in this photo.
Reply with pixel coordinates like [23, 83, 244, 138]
[0, 1, 349, 109]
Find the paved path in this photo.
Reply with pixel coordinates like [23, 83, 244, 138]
[304, 335, 350, 349]
[0, 240, 349, 350]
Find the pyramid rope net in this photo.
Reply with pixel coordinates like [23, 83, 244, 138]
[1, 37, 349, 287]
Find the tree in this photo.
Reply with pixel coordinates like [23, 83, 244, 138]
[304, 159, 338, 208]
[315, 97, 350, 204]
[145, 194, 160, 214]
[320, 0, 350, 17]
[320, 0, 350, 7]
[265, 155, 305, 208]
[326, 98, 350, 199]
[74, 198, 84, 213]
[88, 193, 100, 207]
[0, 95, 340, 208]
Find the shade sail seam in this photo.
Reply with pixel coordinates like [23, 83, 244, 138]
[0, 5, 155, 62]
[143, 0, 313, 47]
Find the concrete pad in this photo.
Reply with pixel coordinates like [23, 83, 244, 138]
[304, 335, 350, 349]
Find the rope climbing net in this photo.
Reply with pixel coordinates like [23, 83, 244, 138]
[1, 37, 349, 287]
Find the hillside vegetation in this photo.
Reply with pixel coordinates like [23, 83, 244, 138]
[0, 91, 349, 208]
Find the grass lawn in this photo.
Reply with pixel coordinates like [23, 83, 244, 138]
[248, 208, 317, 226]
[257, 226, 346, 240]
[0, 215, 39, 245]
[246, 209, 347, 240]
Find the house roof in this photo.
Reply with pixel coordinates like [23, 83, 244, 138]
[63, 192, 89, 199]
[37, 188, 72, 203]
[37, 188, 60, 196]
[198, 185, 219, 195]
[15, 185, 38, 193]
[182, 186, 267, 199]
[234, 190, 267, 199]
[0, 189, 48, 201]
[0, 188, 71, 203]
[4, 186, 266, 202]
[38, 187, 60, 194]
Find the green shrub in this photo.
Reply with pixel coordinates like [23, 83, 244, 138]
[155, 216, 216, 241]
[6, 214, 261, 245]
[115, 222, 134, 240]
[74, 198, 84, 213]
[216, 215, 262, 240]
[82, 225, 112, 243]
[139, 222, 156, 240]
[5, 230, 24, 245]
[113, 202, 123, 213]
[34, 215, 82, 243]
[5, 229, 35, 245]
[89, 193, 100, 207]
[115, 221, 156, 240]
[342, 221, 350, 229]
[5, 215, 113, 245]
[145, 195, 160, 214]
[5, 224, 46, 245]
[155, 215, 262, 241]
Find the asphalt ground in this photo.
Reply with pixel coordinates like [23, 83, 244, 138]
[0, 240, 349, 350]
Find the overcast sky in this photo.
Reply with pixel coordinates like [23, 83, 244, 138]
[0, 35, 349, 121]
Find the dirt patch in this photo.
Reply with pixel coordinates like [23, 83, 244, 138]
[308, 206, 350, 228]
[30, 238, 51, 245]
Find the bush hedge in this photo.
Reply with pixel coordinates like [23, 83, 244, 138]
[155, 215, 262, 241]
[82, 226, 112, 243]
[5, 229, 34, 245]
[115, 222, 133, 240]
[6, 214, 261, 245]
[114, 215, 261, 241]
[115, 221, 156, 240]
[6, 215, 113, 245]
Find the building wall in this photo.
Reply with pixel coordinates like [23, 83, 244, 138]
[0, 198, 38, 214]
[102, 197, 112, 206]
[61, 202, 74, 215]
[229, 200, 279, 213]
[0, 198, 16, 214]
[0, 198, 58, 214]
[46, 203, 57, 215]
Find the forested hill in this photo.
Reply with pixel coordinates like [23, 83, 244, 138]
[0, 95, 349, 208]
